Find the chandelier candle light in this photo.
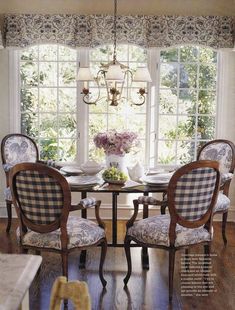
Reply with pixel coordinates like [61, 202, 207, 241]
[77, 0, 152, 106]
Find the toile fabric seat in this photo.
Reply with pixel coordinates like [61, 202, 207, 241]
[197, 139, 235, 244]
[17, 216, 105, 250]
[127, 214, 212, 248]
[123, 160, 220, 302]
[9, 162, 107, 287]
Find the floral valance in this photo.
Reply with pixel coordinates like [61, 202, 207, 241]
[3, 14, 234, 49]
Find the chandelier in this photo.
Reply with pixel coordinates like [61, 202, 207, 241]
[77, 0, 152, 106]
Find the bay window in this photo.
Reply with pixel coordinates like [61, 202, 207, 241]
[16, 43, 217, 167]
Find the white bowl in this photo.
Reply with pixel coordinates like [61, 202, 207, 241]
[80, 164, 103, 175]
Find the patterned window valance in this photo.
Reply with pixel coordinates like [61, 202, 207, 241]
[4, 14, 234, 49]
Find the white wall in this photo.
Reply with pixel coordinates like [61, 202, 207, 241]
[0, 0, 234, 15]
[0, 49, 9, 216]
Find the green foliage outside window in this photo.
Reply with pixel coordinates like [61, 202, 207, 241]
[159, 46, 217, 164]
[19, 44, 217, 165]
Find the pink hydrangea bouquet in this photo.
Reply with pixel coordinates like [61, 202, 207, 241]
[93, 130, 138, 156]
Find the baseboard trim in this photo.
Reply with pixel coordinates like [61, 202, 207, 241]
[0, 202, 235, 221]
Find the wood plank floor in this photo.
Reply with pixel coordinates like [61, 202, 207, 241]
[0, 219, 235, 310]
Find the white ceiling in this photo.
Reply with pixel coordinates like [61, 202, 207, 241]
[0, 0, 234, 16]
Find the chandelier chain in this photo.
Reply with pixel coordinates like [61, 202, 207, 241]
[113, 0, 117, 63]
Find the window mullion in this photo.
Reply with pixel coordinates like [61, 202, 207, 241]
[77, 48, 89, 164]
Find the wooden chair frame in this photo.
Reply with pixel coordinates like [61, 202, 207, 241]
[197, 139, 235, 244]
[124, 160, 220, 302]
[9, 162, 107, 287]
[1, 133, 40, 232]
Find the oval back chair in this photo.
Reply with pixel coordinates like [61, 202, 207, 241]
[197, 139, 235, 244]
[1, 133, 39, 232]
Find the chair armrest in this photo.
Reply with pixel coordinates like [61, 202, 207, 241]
[220, 172, 233, 196]
[137, 196, 164, 205]
[220, 172, 233, 186]
[2, 163, 13, 172]
[70, 198, 105, 229]
[94, 200, 105, 229]
[126, 199, 139, 229]
[69, 204, 83, 211]
[70, 197, 97, 211]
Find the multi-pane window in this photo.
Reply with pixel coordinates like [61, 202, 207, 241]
[88, 44, 148, 164]
[20, 45, 78, 161]
[19, 44, 148, 163]
[157, 46, 217, 165]
[18, 44, 217, 166]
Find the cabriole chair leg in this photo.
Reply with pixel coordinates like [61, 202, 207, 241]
[169, 249, 176, 303]
[123, 236, 132, 286]
[6, 201, 12, 233]
[99, 239, 107, 287]
[222, 211, 228, 245]
[61, 252, 69, 308]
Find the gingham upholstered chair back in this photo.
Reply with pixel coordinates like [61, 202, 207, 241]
[1, 133, 39, 166]
[197, 139, 235, 174]
[9, 163, 71, 232]
[167, 160, 220, 228]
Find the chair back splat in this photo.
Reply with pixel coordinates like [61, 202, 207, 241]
[10, 163, 70, 234]
[167, 160, 220, 245]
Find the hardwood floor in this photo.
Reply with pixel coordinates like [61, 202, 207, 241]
[0, 218, 235, 310]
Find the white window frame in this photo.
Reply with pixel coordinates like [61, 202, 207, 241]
[9, 45, 220, 167]
[153, 46, 219, 167]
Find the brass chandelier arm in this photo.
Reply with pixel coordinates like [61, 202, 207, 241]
[80, 70, 106, 105]
[77, 0, 151, 107]
[130, 91, 147, 106]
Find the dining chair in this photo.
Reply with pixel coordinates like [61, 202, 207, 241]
[1, 133, 40, 232]
[197, 139, 235, 244]
[50, 276, 91, 310]
[9, 162, 107, 287]
[123, 160, 220, 302]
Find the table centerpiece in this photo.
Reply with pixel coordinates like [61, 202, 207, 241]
[93, 130, 138, 172]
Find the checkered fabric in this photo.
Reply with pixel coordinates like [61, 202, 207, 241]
[15, 170, 64, 225]
[79, 197, 97, 208]
[137, 196, 159, 205]
[174, 167, 217, 221]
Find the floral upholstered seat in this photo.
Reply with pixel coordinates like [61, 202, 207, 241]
[127, 214, 211, 247]
[17, 216, 106, 250]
